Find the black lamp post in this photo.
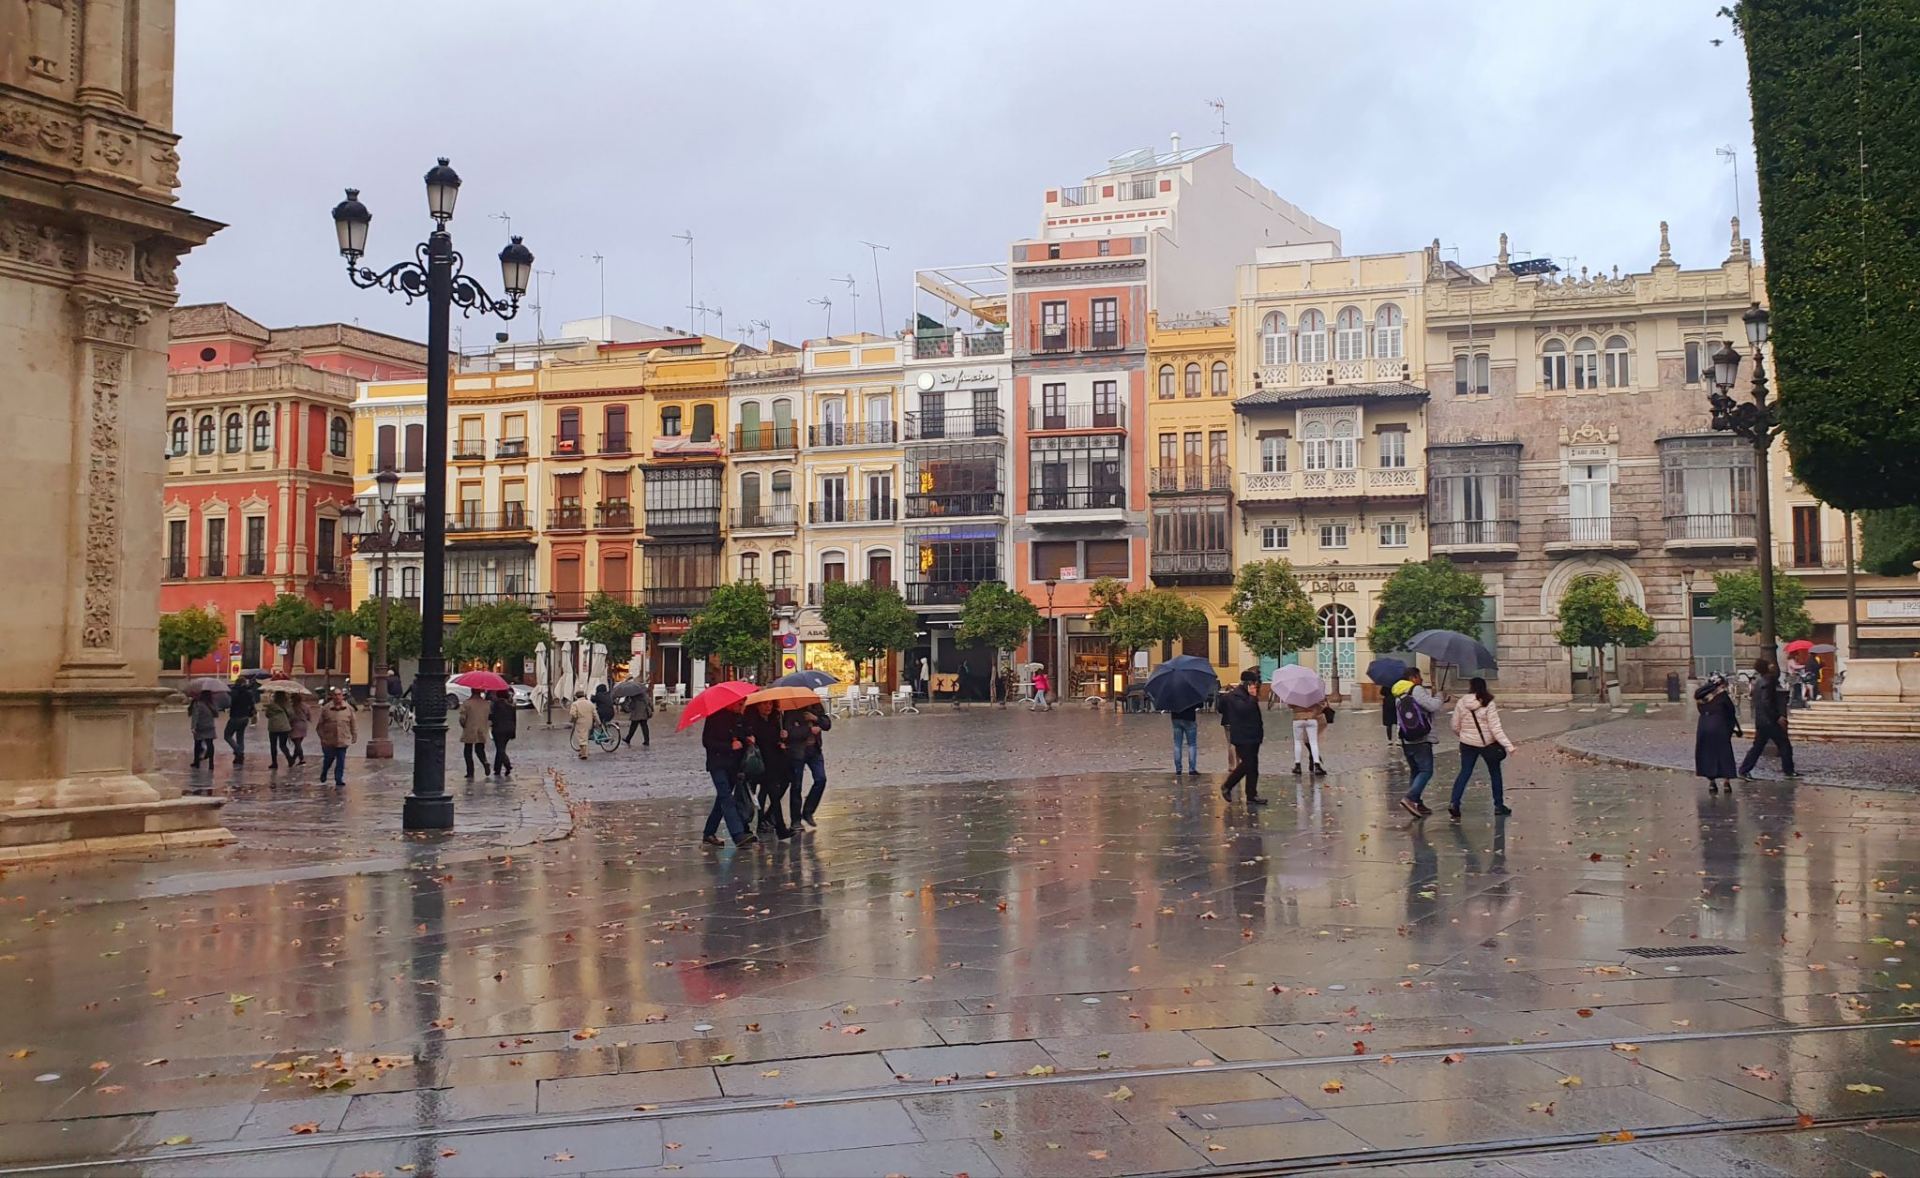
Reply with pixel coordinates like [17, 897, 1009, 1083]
[1043, 578, 1058, 709]
[331, 159, 532, 830]
[1707, 302, 1779, 662]
[342, 467, 402, 758]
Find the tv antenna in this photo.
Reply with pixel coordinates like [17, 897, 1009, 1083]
[834, 274, 858, 335]
[1715, 145, 1741, 224]
[531, 268, 556, 344]
[694, 300, 724, 340]
[859, 241, 890, 334]
[1205, 98, 1228, 143]
[488, 211, 513, 237]
[808, 293, 833, 338]
[583, 252, 606, 330]
[672, 230, 695, 334]
[749, 317, 770, 349]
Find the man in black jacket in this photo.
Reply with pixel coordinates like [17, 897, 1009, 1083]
[700, 702, 755, 848]
[1739, 658, 1796, 779]
[1215, 669, 1268, 806]
[224, 678, 256, 763]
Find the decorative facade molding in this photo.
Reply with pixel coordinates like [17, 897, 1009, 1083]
[0, 97, 83, 165]
[70, 289, 150, 344]
[135, 243, 179, 291]
[0, 213, 82, 271]
[82, 348, 124, 649]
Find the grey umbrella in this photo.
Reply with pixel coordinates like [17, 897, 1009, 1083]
[609, 679, 651, 701]
[1405, 629, 1497, 672]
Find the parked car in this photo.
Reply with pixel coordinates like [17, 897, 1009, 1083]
[511, 683, 534, 709]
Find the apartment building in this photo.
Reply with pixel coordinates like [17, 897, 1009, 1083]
[725, 345, 806, 636]
[639, 336, 733, 689]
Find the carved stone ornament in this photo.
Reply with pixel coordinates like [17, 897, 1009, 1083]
[72, 291, 151, 344]
[0, 214, 82, 271]
[136, 244, 179, 291]
[0, 98, 82, 164]
[1561, 421, 1615, 446]
[1536, 272, 1638, 303]
[83, 349, 124, 650]
[150, 145, 181, 189]
[91, 126, 134, 169]
[90, 240, 131, 273]
[24, 0, 70, 82]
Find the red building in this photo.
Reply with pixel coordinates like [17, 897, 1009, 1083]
[161, 305, 426, 679]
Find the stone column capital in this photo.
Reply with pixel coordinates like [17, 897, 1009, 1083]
[69, 287, 151, 344]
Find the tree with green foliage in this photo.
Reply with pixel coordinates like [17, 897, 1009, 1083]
[1087, 578, 1209, 657]
[1733, 0, 1920, 510]
[338, 596, 423, 666]
[1862, 507, 1920, 576]
[955, 582, 1043, 692]
[442, 600, 547, 672]
[578, 593, 652, 667]
[1367, 558, 1487, 655]
[253, 593, 322, 672]
[1706, 569, 1813, 642]
[685, 581, 775, 679]
[1226, 560, 1320, 661]
[820, 580, 917, 684]
[158, 605, 225, 670]
[1554, 574, 1658, 698]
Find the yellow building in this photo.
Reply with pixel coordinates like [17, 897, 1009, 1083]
[443, 369, 544, 631]
[346, 377, 429, 686]
[1233, 248, 1433, 699]
[726, 346, 805, 631]
[1144, 308, 1238, 680]
[536, 355, 651, 639]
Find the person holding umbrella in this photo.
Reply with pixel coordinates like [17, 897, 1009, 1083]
[1216, 668, 1267, 806]
[1271, 664, 1329, 776]
[1367, 658, 1407, 747]
[679, 680, 761, 848]
[489, 689, 517, 776]
[458, 688, 493, 777]
[1145, 655, 1218, 775]
[188, 688, 219, 769]
[785, 701, 832, 828]
[616, 681, 653, 747]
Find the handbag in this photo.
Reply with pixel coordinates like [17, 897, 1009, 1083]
[1469, 707, 1507, 764]
[1321, 706, 1336, 725]
[741, 745, 765, 781]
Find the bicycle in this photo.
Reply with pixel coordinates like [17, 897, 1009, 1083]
[388, 700, 415, 734]
[569, 719, 623, 754]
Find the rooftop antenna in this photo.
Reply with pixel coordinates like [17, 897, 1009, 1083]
[530, 268, 556, 344]
[859, 241, 890, 334]
[488, 211, 513, 237]
[808, 293, 833, 338]
[1205, 97, 1228, 144]
[1715, 145, 1741, 224]
[672, 230, 695, 336]
[750, 317, 770, 349]
[834, 274, 858, 335]
[584, 252, 606, 333]
[694, 300, 724, 341]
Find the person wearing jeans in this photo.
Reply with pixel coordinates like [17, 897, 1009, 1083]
[1393, 670, 1445, 818]
[316, 690, 356, 787]
[700, 702, 753, 847]
[1215, 669, 1267, 806]
[1447, 678, 1516, 818]
[1169, 703, 1199, 774]
[784, 706, 832, 829]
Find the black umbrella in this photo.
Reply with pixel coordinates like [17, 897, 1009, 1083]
[773, 669, 838, 689]
[1143, 655, 1219, 714]
[1406, 629, 1497, 672]
[1365, 657, 1408, 688]
[609, 679, 651, 701]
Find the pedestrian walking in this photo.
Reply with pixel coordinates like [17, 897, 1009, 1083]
[1170, 701, 1200, 775]
[1290, 701, 1326, 776]
[1380, 691, 1398, 746]
[1032, 668, 1051, 710]
[593, 684, 616, 727]
[263, 690, 293, 768]
[188, 690, 218, 768]
[916, 656, 929, 699]
[1447, 677, 1516, 818]
[742, 700, 793, 839]
[1738, 658, 1796, 780]
[786, 704, 832, 828]
[1694, 674, 1742, 794]
[568, 690, 596, 760]
[622, 687, 652, 747]
[700, 701, 754, 848]
[489, 690, 516, 775]
[1393, 669, 1445, 818]
[316, 689, 356, 786]
[287, 694, 310, 765]
[1216, 668, 1267, 806]
[459, 690, 492, 777]
[224, 678, 256, 762]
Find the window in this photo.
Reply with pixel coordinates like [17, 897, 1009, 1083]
[244, 516, 266, 574]
[1569, 460, 1614, 538]
[1603, 335, 1631, 388]
[1476, 596, 1498, 679]
[740, 552, 760, 582]
[1083, 539, 1128, 578]
[401, 566, 419, 598]
[1319, 523, 1349, 549]
[1261, 524, 1290, 550]
[1259, 433, 1287, 473]
[1040, 300, 1067, 350]
[1541, 339, 1567, 390]
[1453, 352, 1490, 396]
[1092, 380, 1118, 426]
[329, 416, 348, 457]
[1660, 436, 1756, 539]
[224, 413, 242, 452]
[771, 469, 792, 503]
[691, 403, 716, 442]
[1572, 337, 1598, 390]
[1333, 307, 1365, 361]
[1374, 304, 1404, 359]
[1159, 432, 1177, 469]
[1032, 540, 1077, 580]
[1040, 383, 1066, 428]
[1379, 521, 1408, 548]
[556, 407, 581, 451]
[251, 410, 271, 451]
[659, 405, 682, 436]
[1151, 503, 1229, 554]
[391, 422, 419, 471]
[1209, 430, 1228, 471]
[376, 424, 397, 471]
[1685, 339, 1723, 385]
[169, 417, 187, 456]
[1183, 362, 1201, 398]
[818, 475, 847, 522]
[1260, 311, 1290, 366]
[605, 405, 628, 451]
[197, 415, 215, 455]
[1430, 444, 1520, 545]
[317, 518, 337, 573]
[1302, 416, 1357, 471]
[1090, 297, 1119, 347]
[1157, 365, 1174, 399]
[771, 550, 793, 587]
[1097, 239, 1110, 256]
[1183, 431, 1202, 470]
[1378, 429, 1407, 469]
[1210, 361, 1229, 396]
[1293, 310, 1325, 365]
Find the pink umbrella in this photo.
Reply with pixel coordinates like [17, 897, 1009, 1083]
[1270, 664, 1328, 708]
[676, 680, 760, 731]
[451, 670, 510, 693]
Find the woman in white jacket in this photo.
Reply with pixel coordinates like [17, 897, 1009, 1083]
[1447, 677, 1516, 819]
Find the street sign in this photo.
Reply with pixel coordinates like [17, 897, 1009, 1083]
[229, 640, 240, 656]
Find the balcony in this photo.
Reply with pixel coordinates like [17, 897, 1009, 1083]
[1028, 403, 1126, 432]
[599, 432, 633, 456]
[912, 330, 1007, 360]
[809, 499, 898, 525]
[1116, 177, 1157, 201]
[1058, 184, 1097, 207]
[448, 508, 533, 534]
[905, 408, 1005, 441]
[642, 506, 721, 536]
[203, 555, 227, 578]
[1664, 513, 1757, 552]
[732, 505, 798, 531]
[451, 439, 488, 462]
[1543, 514, 1642, 555]
[242, 552, 266, 577]
[551, 434, 588, 457]
[1150, 464, 1232, 494]
[163, 555, 187, 580]
[905, 491, 1005, 519]
[1028, 485, 1127, 514]
[652, 433, 724, 458]
[1239, 471, 1294, 499]
[1029, 318, 1130, 355]
[809, 422, 897, 448]
[496, 437, 529, 459]
[1430, 519, 1520, 556]
[547, 507, 588, 532]
[355, 531, 424, 555]
[546, 589, 645, 616]
[312, 562, 348, 586]
[770, 585, 798, 610]
[904, 581, 989, 608]
[1151, 550, 1234, 584]
[807, 579, 897, 605]
[644, 586, 714, 615]
[594, 502, 636, 530]
[1778, 541, 1856, 572]
[445, 590, 542, 613]
[732, 424, 798, 453]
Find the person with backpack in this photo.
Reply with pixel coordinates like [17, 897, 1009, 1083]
[1447, 677, 1516, 818]
[1215, 668, 1267, 806]
[1393, 668, 1446, 818]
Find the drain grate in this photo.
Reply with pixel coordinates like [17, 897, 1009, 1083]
[1622, 945, 1742, 959]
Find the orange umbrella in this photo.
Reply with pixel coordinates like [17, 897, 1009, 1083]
[745, 685, 828, 708]
[675, 680, 759, 731]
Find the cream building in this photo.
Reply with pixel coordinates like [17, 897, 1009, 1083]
[725, 346, 805, 639]
[346, 378, 430, 685]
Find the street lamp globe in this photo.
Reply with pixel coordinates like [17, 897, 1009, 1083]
[1743, 302, 1770, 348]
[376, 465, 400, 508]
[339, 503, 364, 537]
[424, 157, 461, 222]
[499, 236, 534, 299]
[331, 188, 371, 261]
[1710, 341, 1742, 393]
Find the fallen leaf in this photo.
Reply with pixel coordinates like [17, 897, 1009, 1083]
[1610, 1043, 1640, 1054]
[1088, 1150, 1109, 1160]
[1845, 1083, 1885, 1094]
[1207, 1143, 1226, 1152]
[1595, 1131, 1636, 1144]
[1352, 1040, 1367, 1055]
[551, 1153, 574, 1163]
[1024, 1065, 1056, 1077]
[1190, 1058, 1215, 1067]
[429, 1017, 454, 1030]
[1558, 1075, 1583, 1088]
[710, 1053, 734, 1064]
[291, 1123, 321, 1135]
[352, 1172, 385, 1178]
[571, 1027, 599, 1041]
[1096, 1050, 1111, 1060]
[841, 1025, 866, 1035]
[438, 1150, 458, 1159]
[160, 1135, 193, 1146]
[759, 1069, 781, 1078]
[96, 1084, 126, 1094]
[89, 1060, 112, 1071]
[143, 1058, 167, 1067]
[1740, 1065, 1779, 1081]
[1321, 1080, 1345, 1093]
[665, 1142, 682, 1151]
[1575, 1009, 1594, 1018]
[1442, 1053, 1465, 1065]
[1105, 1085, 1133, 1101]
[8, 1049, 31, 1060]
[1528, 1101, 1556, 1116]
[1797, 1113, 1816, 1129]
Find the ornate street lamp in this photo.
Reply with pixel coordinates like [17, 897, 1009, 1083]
[1707, 302, 1780, 661]
[331, 159, 531, 830]
[343, 467, 403, 758]
[1043, 578, 1058, 709]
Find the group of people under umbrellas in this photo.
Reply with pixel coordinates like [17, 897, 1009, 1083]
[183, 672, 359, 786]
[682, 672, 837, 848]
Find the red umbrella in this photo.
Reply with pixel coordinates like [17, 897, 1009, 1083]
[676, 680, 759, 731]
[1782, 639, 1814, 655]
[451, 670, 511, 692]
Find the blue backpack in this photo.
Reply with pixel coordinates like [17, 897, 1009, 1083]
[1395, 689, 1432, 739]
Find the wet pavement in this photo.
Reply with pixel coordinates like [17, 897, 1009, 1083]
[1561, 705, 1920, 792]
[6, 704, 1920, 1175]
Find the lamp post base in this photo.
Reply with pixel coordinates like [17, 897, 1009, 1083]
[364, 739, 394, 759]
[403, 793, 455, 831]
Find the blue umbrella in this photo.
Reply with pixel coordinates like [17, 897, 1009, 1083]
[1143, 655, 1219, 714]
[1406, 629, 1497, 672]
[1365, 657, 1408, 688]
[773, 669, 838, 689]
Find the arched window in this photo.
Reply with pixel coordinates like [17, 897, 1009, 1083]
[1373, 304, 1404, 359]
[329, 416, 348, 457]
[1260, 311, 1290, 366]
[197, 415, 215, 454]
[169, 417, 188, 456]
[738, 471, 762, 524]
[1157, 364, 1175, 399]
[1540, 339, 1567, 390]
[740, 552, 760, 582]
[1183, 362, 1201, 398]
[659, 405, 682, 437]
[1318, 602, 1358, 639]
[251, 410, 271, 451]
[223, 413, 242, 452]
[1330, 418, 1358, 469]
[1572, 336, 1599, 389]
[1604, 335, 1631, 388]
[1302, 420, 1328, 470]
[771, 549, 793, 588]
[771, 469, 793, 502]
[1298, 310, 1328, 364]
[1333, 307, 1365, 361]
[1210, 361, 1229, 396]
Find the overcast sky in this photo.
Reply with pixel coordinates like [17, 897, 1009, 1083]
[175, 1, 1757, 349]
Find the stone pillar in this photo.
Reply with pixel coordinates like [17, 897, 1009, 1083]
[0, 0, 230, 860]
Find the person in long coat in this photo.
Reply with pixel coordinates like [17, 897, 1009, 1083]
[287, 695, 310, 766]
[188, 690, 218, 769]
[1694, 675, 1742, 794]
[567, 690, 596, 760]
[489, 690, 517, 776]
[741, 700, 792, 839]
[458, 691, 493, 777]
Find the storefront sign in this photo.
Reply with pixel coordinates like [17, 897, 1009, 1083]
[1867, 598, 1920, 620]
[797, 620, 829, 643]
[1308, 579, 1358, 594]
[917, 368, 998, 390]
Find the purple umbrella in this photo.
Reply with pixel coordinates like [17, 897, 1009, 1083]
[1270, 664, 1328, 708]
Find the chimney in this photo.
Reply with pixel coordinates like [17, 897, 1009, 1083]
[1170, 131, 1180, 155]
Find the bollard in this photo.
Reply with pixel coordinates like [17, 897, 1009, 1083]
[1665, 671, 1682, 702]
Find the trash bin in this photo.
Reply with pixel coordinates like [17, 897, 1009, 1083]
[1665, 671, 1681, 702]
